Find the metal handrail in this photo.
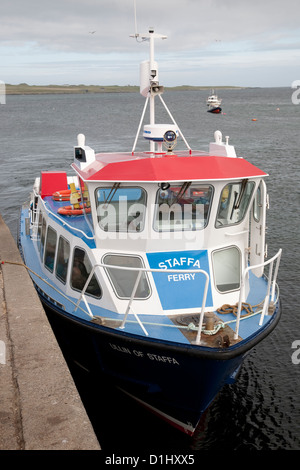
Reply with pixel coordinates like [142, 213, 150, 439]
[33, 189, 95, 241]
[234, 248, 282, 340]
[74, 250, 281, 343]
[74, 263, 209, 343]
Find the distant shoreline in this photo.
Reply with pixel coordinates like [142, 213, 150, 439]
[5, 84, 247, 95]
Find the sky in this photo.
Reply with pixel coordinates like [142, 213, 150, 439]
[1, 0, 300, 87]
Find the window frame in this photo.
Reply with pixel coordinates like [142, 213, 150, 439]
[212, 245, 241, 293]
[70, 246, 102, 299]
[215, 180, 255, 228]
[103, 253, 151, 300]
[40, 217, 47, 261]
[55, 235, 70, 285]
[253, 182, 262, 223]
[153, 183, 214, 232]
[44, 225, 57, 273]
[95, 185, 147, 233]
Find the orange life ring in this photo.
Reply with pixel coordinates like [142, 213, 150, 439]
[52, 189, 80, 201]
[58, 204, 91, 216]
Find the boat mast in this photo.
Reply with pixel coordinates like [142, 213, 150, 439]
[131, 26, 191, 154]
[149, 30, 155, 128]
[131, 28, 166, 153]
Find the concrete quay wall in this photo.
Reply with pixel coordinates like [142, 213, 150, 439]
[0, 215, 100, 450]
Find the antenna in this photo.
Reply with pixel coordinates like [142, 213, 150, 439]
[133, 0, 138, 37]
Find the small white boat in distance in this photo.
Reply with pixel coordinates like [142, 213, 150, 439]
[207, 89, 222, 113]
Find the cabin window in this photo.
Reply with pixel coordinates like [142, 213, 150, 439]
[37, 211, 43, 248]
[71, 247, 101, 298]
[55, 236, 70, 284]
[103, 254, 150, 299]
[40, 217, 47, 260]
[253, 182, 262, 222]
[212, 246, 241, 293]
[95, 186, 147, 232]
[44, 226, 57, 272]
[154, 183, 213, 231]
[216, 180, 255, 227]
[31, 196, 38, 224]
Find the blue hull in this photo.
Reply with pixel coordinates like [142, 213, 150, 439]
[40, 293, 280, 435]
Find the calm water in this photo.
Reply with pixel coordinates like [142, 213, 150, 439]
[1, 88, 300, 450]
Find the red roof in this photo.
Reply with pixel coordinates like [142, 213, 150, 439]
[72, 151, 267, 183]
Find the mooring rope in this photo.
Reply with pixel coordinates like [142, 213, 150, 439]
[216, 301, 266, 319]
[1, 260, 89, 316]
[217, 302, 254, 317]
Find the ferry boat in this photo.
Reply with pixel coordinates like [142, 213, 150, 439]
[207, 89, 222, 113]
[18, 28, 282, 436]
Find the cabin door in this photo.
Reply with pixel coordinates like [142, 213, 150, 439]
[249, 180, 267, 277]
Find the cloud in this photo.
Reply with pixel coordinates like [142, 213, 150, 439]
[0, 0, 134, 52]
[1, 0, 299, 86]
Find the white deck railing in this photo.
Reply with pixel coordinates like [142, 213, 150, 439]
[31, 189, 95, 241]
[234, 248, 282, 340]
[74, 249, 281, 345]
[74, 263, 209, 343]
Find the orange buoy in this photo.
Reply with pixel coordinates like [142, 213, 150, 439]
[52, 188, 83, 201]
[252, 118, 257, 121]
[58, 204, 91, 216]
[52, 189, 72, 201]
[53, 188, 90, 201]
